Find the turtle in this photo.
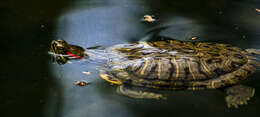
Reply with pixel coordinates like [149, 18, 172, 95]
[49, 37, 260, 108]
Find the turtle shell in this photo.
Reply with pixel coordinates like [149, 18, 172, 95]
[103, 39, 260, 90]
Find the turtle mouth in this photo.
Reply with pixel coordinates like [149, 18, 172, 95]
[49, 40, 69, 64]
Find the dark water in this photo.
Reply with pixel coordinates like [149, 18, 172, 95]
[1, 0, 260, 117]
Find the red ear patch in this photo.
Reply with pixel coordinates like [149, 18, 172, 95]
[66, 51, 83, 59]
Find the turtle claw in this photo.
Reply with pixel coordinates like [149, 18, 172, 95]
[225, 85, 255, 108]
[226, 95, 249, 108]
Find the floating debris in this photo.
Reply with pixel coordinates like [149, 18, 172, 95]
[242, 35, 246, 39]
[82, 71, 91, 75]
[41, 24, 45, 28]
[256, 8, 260, 13]
[75, 80, 90, 86]
[217, 10, 223, 15]
[191, 36, 198, 40]
[142, 15, 156, 22]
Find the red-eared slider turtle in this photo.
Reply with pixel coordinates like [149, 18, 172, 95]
[49, 38, 260, 108]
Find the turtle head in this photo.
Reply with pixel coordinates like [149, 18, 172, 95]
[49, 39, 87, 64]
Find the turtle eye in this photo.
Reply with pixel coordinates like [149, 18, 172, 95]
[55, 42, 63, 48]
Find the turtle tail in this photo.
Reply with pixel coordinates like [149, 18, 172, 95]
[245, 49, 260, 68]
[245, 49, 260, 55]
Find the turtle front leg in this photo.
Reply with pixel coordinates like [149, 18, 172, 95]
[117, 85, 166, 100]
[225, 85, 255, 108]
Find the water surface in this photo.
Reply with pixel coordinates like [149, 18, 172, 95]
[1, 0, 260, 117]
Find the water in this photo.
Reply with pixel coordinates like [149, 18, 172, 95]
[1, 0, 260, 117]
